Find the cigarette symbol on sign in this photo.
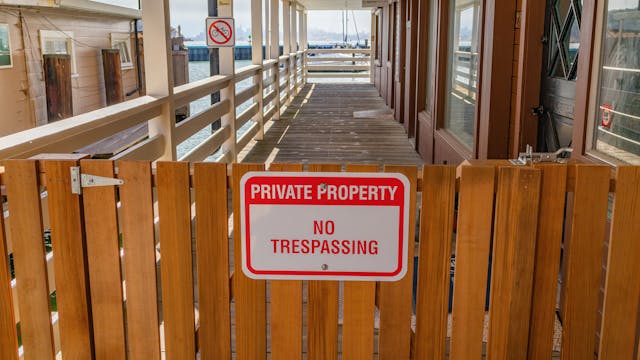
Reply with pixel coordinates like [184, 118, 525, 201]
[209, 20, 233, 45]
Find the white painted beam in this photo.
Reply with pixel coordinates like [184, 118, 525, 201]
[251, 0, 264, 140]
[270, 0, 281, 119]
[141, 0, 176, 160]
[218, 0, 237, 162]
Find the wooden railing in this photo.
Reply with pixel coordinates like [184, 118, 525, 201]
[0, 56, 307, 358]
[0, 57, 306, 162]
[1, 160, 639, 359]
[306, 48, 372, 79]
[451, 50, 478, 101]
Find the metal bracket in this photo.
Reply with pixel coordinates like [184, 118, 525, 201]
[509, 145, 574, 166]
[70, 166, 124, 195]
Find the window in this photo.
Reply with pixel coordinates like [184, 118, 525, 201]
[588, 0, 640, 165]
[0, 24, 12, 69]
[40, 30, 77, 74]
[443, 0, 481, 150]
[111, 33, 133, 69]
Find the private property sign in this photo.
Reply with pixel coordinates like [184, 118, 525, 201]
[240, 172, 410, 281]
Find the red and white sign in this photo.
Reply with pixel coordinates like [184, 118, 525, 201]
[240, 172, 410, 281]
[601, 103, 613, 128]
[206, 17, 235, 47]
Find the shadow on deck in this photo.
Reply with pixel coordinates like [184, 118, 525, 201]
[239, 83, 424, 166]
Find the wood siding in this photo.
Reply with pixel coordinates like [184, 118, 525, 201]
[0, 13, 34, 136]
[0, 7, 139, 135]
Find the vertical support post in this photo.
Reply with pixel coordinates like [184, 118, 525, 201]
[141, 0, 176, 160]
[302, 10, 308, 84]
[218, 0, 237, 163]
[370, 11, 375, 84]
[264, 0, 270, 59]
[283, 0, 291, 105]
[297, 7, 303, 88]
[209, 0, 221, 132]
[270, 0, 281, 119]
[290, 1, 298, 96]
[251, 0, 264, 140]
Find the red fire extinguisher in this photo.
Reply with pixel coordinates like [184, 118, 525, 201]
[601, 104, 613, 128]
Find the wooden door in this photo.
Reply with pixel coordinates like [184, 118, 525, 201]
[538, 0, 582, 151]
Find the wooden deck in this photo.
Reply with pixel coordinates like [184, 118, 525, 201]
[239, 83, 424, 165]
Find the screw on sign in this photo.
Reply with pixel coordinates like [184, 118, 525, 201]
[209, 19, 233, 45]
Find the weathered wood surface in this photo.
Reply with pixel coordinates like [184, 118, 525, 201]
[102, 49, 124, 106]
[239, 84, 424, 165]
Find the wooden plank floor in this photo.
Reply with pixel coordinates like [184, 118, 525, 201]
[239, 83, 424, 166]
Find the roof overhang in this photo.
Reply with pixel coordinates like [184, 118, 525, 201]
[60, 0, 141, 19]
[297, 0, 383, 10]
[0, 0, 141, 19]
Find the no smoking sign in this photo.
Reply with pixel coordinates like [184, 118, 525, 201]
[206, 17, 235, 47]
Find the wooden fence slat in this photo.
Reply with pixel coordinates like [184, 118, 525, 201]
[487, 167, 541, 358]
[268, 163, 303, 360]
[232, 163, 267, 360]
[118, 161, 161, 360]
[44, 159, 94, 358]
[80, 160, 126, 360]
[560, 165, 610, 359]
[0, 185, 18, 360]
[413, 166, 456, 360]
[598, 166, 640, 359]
[157, 161, 196, 359]
[4, 160, 55, 359]
[449, 166, 496, 360]
[527, 164, 568, 358]
[194, 163, 231, 360]
[307, 164, 341, 360]
[342, 164, 378, 360]
[378, 165, 418, 360]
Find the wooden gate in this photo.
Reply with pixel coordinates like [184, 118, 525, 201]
[1, 159, 639, 359]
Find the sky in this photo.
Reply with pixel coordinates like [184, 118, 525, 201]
[95, 0, 371, 40]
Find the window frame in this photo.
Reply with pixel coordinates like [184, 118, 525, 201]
[110, 32, 134, 69]
[0, 23, 13, 69]
[39, 29, 77, 75]
[441, 0, 483, 152]
[583, 0, 640, 165]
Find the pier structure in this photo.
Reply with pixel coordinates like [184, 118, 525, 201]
[0, 0, 639, 359]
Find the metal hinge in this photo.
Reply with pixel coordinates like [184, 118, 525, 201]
[509, 145, 574, 165]
[70, 166, 124, 195]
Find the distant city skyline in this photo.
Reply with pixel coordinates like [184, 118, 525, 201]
[94, 0, 371, 41]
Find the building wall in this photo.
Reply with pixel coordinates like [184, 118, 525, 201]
[375, 0, 524, 165]
[0, 12, 35, 136]
[0, 6, 140, 136]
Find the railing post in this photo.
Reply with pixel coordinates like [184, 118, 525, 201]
[141, 0, 176, 161]
[297, 7, 303, 89]
[270, 0, 281, 119]
[252, 0, 264, 140]
[219, 0, 237, 163]
[370, 11, 375, 84]
[291, 1, 298, 96]
[302, 11, 308, 85]
[283, 0, 291, 106]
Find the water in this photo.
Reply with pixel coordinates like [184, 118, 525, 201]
[176, 60, 254, 160]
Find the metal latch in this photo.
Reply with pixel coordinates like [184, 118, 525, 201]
[509, 145, 573, 165]
[70, 166, 124, 195]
